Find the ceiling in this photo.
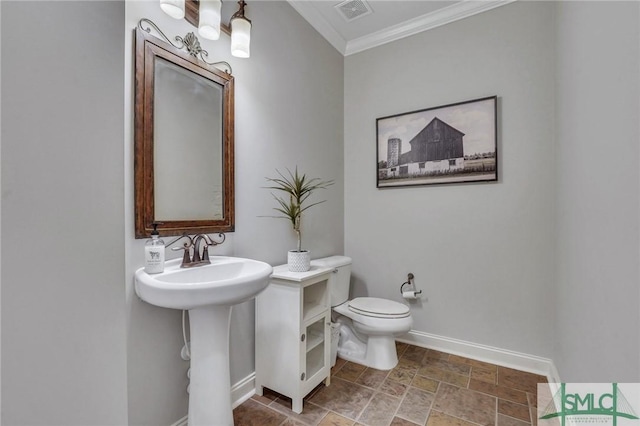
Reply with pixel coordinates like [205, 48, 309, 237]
[287, 0, 515, 56]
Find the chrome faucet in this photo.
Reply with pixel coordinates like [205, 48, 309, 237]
[167, 232, 226, 268]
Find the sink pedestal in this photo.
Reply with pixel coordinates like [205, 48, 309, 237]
[188, 305, 233, 426]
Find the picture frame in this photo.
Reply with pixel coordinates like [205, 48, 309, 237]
[376, 96, 498, 188]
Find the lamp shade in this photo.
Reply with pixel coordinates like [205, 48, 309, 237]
[159, 0, 185, 19]
[198, 0, 222, 41]
[230, 17, 251, 58]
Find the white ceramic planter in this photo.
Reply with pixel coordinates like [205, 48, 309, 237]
[288, 250, 310, 272]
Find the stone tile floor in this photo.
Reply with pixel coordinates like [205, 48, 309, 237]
[233, 342, 548, 426]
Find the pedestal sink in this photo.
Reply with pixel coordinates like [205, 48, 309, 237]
[135, 257, 273, 426]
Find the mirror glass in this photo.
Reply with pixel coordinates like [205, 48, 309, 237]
[154, 57, 223, 221]
[135, 27, 234, 238]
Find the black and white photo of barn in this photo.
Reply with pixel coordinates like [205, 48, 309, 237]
[377, 96, 497, 187]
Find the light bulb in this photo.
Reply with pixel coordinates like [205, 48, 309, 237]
[159, 0, 185, 19]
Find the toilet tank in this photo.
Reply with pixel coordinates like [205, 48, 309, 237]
[310, 256, 352, 307]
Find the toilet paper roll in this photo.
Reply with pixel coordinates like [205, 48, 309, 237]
[402, 290, 419, 300]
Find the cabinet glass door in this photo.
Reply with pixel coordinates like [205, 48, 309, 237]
[305, 317, 326, 381]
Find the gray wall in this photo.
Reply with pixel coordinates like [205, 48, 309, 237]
[124, 1, 344, 424]
[1, 1, 128, 425]
[554, 1, 640, 381]
[344, 0, 640, 380]
[344, 1, 557, 358]
[1, 1, 342, 425]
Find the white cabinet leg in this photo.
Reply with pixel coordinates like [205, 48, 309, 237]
[292, 398, 303, 414]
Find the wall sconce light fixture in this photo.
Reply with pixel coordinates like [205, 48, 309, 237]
[159, 0, 252, 58]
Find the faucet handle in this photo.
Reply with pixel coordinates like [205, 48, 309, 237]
[171, 242, 192, 268]
[182, 243, 192, 266]
[202, 245, 210, 263]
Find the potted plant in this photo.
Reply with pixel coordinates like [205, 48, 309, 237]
[265, 167, 334, 272]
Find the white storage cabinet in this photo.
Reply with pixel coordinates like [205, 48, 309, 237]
[255, 265, 332, 413]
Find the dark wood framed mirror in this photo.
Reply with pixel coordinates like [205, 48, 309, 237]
[135, 23, 234, 238]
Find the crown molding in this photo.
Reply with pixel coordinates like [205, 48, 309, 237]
[346, 0, 516, 55]
[287, 1, 348, 55]
[287, 0, 516, 57]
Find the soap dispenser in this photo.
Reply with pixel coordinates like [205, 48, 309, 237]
[144, 223, 165, 274]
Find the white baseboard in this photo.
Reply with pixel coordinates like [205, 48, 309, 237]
[170, 415, 188, 426]
[231, 372, 256, 409]
[169, 372, 256, 426]
[397, 330, 560, 382]
[548, 362, 561, 384]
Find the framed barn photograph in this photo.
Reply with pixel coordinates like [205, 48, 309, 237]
[376, 96, 497, 188]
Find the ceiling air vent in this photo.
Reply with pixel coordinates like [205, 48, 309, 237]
[334, 0, 373, 22]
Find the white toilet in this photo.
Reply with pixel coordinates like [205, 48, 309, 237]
[311, 256, 413, 371]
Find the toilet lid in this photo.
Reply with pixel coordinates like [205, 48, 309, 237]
[348, 297, 410, 318]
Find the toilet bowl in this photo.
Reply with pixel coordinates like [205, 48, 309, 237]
[310, 256, 413, 371]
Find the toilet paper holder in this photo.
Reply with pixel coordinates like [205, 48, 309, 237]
[400, 273, 422, 298]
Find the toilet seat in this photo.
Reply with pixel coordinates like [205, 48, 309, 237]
[348, 297, 410, 319]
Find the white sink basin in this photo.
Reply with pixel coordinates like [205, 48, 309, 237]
[135, 256, 273, 310]
[134, 255, 273, 425]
